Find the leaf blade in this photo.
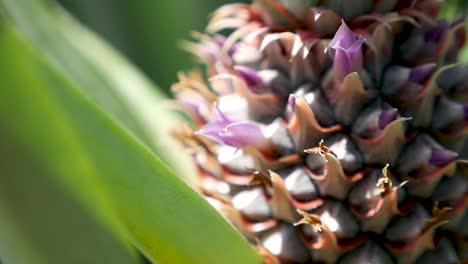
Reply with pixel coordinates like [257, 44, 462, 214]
[0, 132, 141, 264]
[0, 0, 197, 182]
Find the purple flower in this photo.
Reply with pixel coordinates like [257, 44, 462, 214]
[429, 148, 458, 167]
[234, 65, 262, 88]
[398, 135, 458, 179]
[329, 21, 365, 80]
[197, 105, 268, 149]
[424, 21, 449, 43]
[378, 108, 398, 130]
[408, 63, 436, 84]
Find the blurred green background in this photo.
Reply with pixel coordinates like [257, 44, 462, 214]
[57, 0, 247, 93]
[56, 0, 466, 93]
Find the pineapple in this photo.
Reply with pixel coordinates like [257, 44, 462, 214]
[172, 0, 467, 263]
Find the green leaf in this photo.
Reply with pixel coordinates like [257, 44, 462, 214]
[438, 0, 468, 63]
[0, 24, 261, 264]
[0, 0, 197, 183]
[439, 0, 468, 21]
[460, 44, 468, 63]
[0, 134, 141, 264]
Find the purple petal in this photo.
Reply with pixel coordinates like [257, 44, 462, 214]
[347, 37, 364, 69]
[348, 36, 365, 51]
[424, 21, 449, 43]
[220, 122, 266, 148]
[330, 20, 357, 49]
[213, 34, 227, 46]
[464, 104, 468, 121]
[288, 94, 296, 112]
[332, 46, 352, 80]
[429, 148, 457, 166]
[196, 105, 234, 143]
[378, 108, 398, 129]
[196, 105, 266, 148]
[213, 34, 237, 56]
[329, 21, 364, 80]
[409, 63, 436, 84]
[196, 120, 230, 144]
[235, 65, 262, 87]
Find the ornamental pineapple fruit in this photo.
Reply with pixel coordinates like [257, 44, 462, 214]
[172, 0, 467, 263]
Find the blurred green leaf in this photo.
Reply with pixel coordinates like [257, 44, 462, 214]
[438, 0, 468, 63]
[0, 0, 197, 183]
[0, 23, 261, 264]
[439, 0, 468, 21]
[460, 44, 468, 63]
[439, 0, 468, 63]
[0, 131, 141, 264]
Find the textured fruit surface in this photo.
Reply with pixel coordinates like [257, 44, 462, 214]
[172, 0, 467, 263]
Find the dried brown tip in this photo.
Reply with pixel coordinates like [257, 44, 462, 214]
[294, 209, 323, 233]
[304, 139, 331, 155]
[173, 71, 217, 102]
[423, 202, 452, 232]
[170, 125, 197, 150]
[377, 164, 408, 197]
[376, 164, 392, 196]
[171, 124, 215, 154]
[249, 169, 273, 187]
